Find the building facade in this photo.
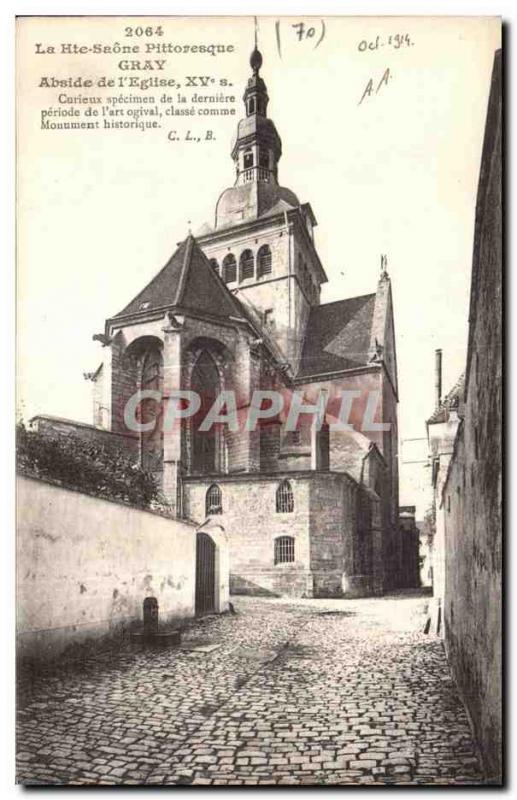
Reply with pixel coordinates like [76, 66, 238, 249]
[78, 47, 408, 599]
[426, 50, 502, 782]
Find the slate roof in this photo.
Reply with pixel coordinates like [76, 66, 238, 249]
[296, 294, 376, 378]
[112, 235, 245, 321]
[427, 373, 466, 424]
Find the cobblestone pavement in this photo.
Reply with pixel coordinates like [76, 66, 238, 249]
[16, 593, 485, 786]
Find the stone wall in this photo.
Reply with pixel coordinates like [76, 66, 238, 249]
[183, 473, 312, 598]
[308, 473, 354, 597]
[442, 50, 502, 784]
[183, 471, 380, 599]
[31, 414, 138, 460]
[17, 475, 201, 662]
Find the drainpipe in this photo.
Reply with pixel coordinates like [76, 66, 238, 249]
[435, 349, 442, 411]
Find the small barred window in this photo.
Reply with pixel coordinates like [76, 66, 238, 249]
[276, 480, 294, 513]
[275, 536, 295, 565]
[206, 484, 222, 516]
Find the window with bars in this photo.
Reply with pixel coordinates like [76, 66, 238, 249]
[209, 258, 220, 276]
[274, 536, 295, 565]
[239, 249, 254, 281]
[276, 480, 294, 513]
[222, 253, 237, 283]
[257, 244, 272, 278]
[206, 483, 222, 516]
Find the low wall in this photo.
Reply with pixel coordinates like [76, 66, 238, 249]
[30, 414, 138, 460]
[17, 475, 197, 662]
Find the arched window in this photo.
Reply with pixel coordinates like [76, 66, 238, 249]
[222, 253, 237, 284]
[239, 249, 254, 281]
[248, 97, 255, 115]
[206, 483, 222, 516]
[257, 244, 272, 278]
[275, 536, 295, 565]
[209, 258, 220, 277]
[276, 480, 294, 513]
[191, 350, 220, 474]
[139, 345, 164, 474]
[223, 253, 237, 283]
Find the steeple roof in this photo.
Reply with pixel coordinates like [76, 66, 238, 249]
[214, 46, 300, 230]
[111, 235, 245, 321]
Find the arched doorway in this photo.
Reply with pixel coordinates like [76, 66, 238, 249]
[195, 532, 216, 615]
[191, 349, 220, 474]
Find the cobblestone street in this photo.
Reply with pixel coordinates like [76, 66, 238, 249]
[16, 593, 485, 786]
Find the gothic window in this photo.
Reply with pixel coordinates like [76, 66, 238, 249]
[276, 480, 294, 513]
[243, 149, 253, 169]
[209, 258, 220, 276]
[274, 536, 295, 565]
[139, 345, 164, 474]
[257, 244, 272, 278]
[191, 350, 220, 474]
[222, 253, 237, 283]
[239, 249, 254, 281]
[206, 483, 222, 516]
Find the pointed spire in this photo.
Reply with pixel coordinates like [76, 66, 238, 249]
[380, 253, 389, 279]
[250, 19, 263, 76]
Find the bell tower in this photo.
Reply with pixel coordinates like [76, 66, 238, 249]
[232, 47, 282, 188]
[197, 44, 327, 372]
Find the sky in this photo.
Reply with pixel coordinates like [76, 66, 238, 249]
[16, 15, 501, 515]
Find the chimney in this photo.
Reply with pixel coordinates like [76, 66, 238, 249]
[435, 349, 442, 410]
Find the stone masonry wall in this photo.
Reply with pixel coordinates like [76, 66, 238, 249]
[442, 50, 502, 784]
[183, 474, 313, 598]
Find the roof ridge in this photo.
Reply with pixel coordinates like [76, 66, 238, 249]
[316, 293, 376, 310]
[111, 237, 189, 319]
[174, 234, 194, 305]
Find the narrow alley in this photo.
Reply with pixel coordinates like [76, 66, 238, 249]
[17, 593, 485, 786]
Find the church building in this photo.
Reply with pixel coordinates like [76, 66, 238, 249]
[82, 47, 403, 598]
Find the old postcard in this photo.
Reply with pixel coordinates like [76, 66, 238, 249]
[15, 15, 502, 786]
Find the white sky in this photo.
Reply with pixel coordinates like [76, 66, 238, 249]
[16, 15, 501, 515]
